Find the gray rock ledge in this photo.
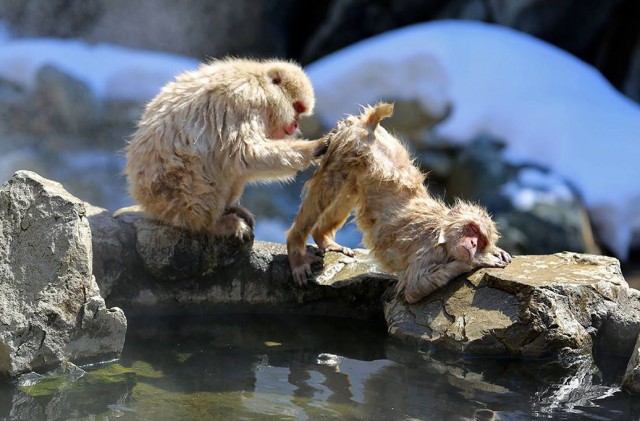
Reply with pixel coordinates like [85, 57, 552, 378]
[385, 253, 640, 361]
[88, 205, 394, 321]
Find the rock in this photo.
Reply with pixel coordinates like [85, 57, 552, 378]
[381, 99, 452, 141]
[596, 287, 640, 356]
[299, 1, 624, 67]
[445, 135, 512, 205]
[622, 333, 640, 394]
[91, 207, 394, 320]
[384, 252, 638, 361]
[28, 65, 98, 134]
[88, 204, 640, 367]
[0, 170, 126, 378]
[0, 0, 289, 60]
[0, 0, 102, 38]
[2, 0, 636, 104]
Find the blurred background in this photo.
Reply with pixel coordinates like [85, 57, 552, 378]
[0, 0, 638, 285]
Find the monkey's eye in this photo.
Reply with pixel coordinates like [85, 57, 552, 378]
[272, 76, 282, 85]
[293, 101, 306, 114]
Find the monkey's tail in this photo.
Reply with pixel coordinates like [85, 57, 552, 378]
[364, 102, 394, 128]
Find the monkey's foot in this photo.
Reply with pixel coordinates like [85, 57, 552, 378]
[214, 213, 253, 242]
[315, 238, 355, 257]
[289, 251, 323, 287]
[226, 205, 255, 229]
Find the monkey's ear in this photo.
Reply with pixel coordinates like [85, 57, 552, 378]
[365, 102, 394, 129]
[267, 68, 282, 85]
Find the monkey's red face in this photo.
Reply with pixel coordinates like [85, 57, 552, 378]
[455, 223, 488, 261]
[270, 101, 307, 139]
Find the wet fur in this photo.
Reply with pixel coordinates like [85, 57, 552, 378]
[286, 103, 511, 302]
[125, 58, 323, 240]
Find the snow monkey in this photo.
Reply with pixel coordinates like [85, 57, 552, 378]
[286, 102, 512, 303]
[124, 58, 325, 241]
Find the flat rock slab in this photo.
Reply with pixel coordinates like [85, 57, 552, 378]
[385, 253, 638, 360]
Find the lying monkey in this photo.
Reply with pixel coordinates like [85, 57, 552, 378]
[286, 103, 511, 303]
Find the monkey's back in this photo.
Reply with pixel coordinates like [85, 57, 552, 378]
[318, 115, 444, 272]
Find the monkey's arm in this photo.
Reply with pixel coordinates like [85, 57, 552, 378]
[405, 250, 509, 302]
[286, 170, 335, 286]
[243, 138, 327, 181]
[286, 194, 323, 286]
[402, 259, 474, 304]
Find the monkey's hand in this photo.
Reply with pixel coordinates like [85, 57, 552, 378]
[289, 249, 323, 286]
[473, 252, 509, 269]
[492, 247, 512, 264]
[312, 137, 330, 158]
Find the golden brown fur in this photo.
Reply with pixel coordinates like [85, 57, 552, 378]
[124, 58, 324, 240]
[286, 103, 511, 303]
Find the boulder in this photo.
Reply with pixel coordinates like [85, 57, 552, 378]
[28, 65, 98, 134]
[0, 171, 126, 378]
[384, 253, 639, 361]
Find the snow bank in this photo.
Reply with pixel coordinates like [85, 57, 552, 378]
[0, 37, 199, 102]
[306, 21, 640, 260]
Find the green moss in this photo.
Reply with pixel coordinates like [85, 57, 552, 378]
[18, 376, 66, 397]
[18, 362, 139, 397]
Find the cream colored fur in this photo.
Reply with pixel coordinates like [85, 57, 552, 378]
[125, 58, 324, 239]
[286, 103, 510, 301]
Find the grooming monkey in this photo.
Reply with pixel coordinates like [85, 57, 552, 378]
[125, 58, 325, 240]
[286, 103, 511, 303]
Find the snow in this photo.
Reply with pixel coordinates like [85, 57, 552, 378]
[0, 20, 638, 258]
[501, 168, 576, 212]
[0, 37, 199, 102]
[306, 21, 640, 260]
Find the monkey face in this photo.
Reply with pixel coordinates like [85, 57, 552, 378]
[440, 221, 489, 262]
[457, 222, 488, 260]
[265, 63, 315, 139]
[444, 202, 499, 259]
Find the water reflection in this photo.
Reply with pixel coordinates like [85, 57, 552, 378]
[1, 314, 639, 420]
